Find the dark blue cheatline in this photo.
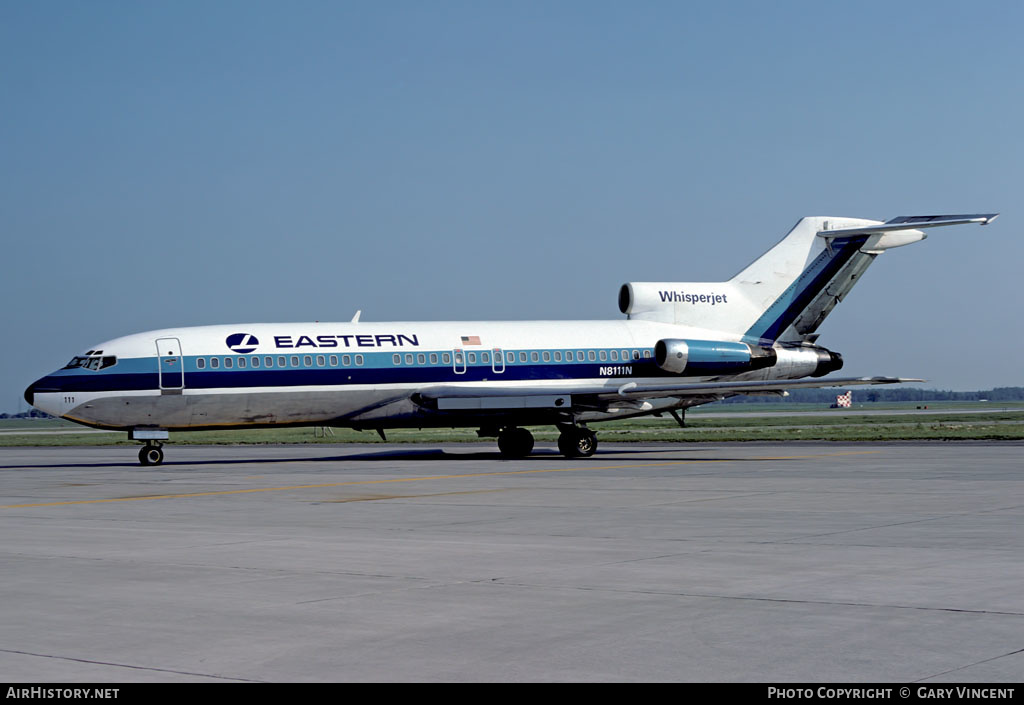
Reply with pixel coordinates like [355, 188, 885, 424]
[29, 358, 664, 393]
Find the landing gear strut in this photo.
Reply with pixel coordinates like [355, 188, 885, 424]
[131, 428, 169, 467]
[138, 443, 164, 466]
[497, 427, 534, 458]
[558, 427, 598, 458]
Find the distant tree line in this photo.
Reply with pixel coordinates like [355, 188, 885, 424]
[721, 387, 1024, 404]
[0, 409, 54, 419]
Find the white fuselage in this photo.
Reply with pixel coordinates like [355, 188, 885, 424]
[26, 318, 814, 432]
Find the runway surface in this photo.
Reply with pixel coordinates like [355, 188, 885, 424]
[2, 442, 1023, 682]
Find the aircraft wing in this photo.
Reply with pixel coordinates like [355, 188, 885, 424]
[597, 375, 919, 400]
[415, 376, 921, 410]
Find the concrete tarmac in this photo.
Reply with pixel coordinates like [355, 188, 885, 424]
[1, 442, 1023, 682]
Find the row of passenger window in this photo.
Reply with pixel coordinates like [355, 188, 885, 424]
[393, 349, 652, 365]
[196, 354, 365, 370]
[194, 349, 653, 371]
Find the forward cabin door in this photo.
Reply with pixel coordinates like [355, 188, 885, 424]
[156, 337, 184, 392]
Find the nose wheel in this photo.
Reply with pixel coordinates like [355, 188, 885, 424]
[139, 443, 164, 466]
[130, 429, 169, 467]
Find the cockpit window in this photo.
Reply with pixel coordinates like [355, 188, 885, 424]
[64, 355, 117, 371]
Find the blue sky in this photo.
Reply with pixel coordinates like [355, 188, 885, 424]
[2, 1, 1021, 410]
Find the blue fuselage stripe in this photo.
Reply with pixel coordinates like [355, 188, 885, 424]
[33, 358, 663, 393]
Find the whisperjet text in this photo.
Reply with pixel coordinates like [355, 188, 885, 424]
[274, 334, 420, 349]
[658, 290, 729, 305]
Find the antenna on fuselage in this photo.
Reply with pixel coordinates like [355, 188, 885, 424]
[351, 310, 361, 323]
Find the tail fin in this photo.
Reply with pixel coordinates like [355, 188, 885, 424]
[731, 216, 883, 343]
[620, 214, 997, 343]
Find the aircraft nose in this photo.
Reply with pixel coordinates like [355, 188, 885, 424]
[23, 377, 65, 418]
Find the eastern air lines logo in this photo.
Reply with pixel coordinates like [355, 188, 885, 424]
[226, 333, 260, 354]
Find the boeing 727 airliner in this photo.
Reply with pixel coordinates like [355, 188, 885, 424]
[24, 213, 997, 465]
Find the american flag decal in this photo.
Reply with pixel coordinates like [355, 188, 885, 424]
[461, 335, 481, 345]
[836, 391, 852, 408]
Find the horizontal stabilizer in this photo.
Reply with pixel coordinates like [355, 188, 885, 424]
[818, 214, 998, 238]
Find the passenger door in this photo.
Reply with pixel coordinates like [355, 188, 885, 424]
[156, 337, 184, 391]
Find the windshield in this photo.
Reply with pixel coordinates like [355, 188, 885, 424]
[63, 355, 117, 370]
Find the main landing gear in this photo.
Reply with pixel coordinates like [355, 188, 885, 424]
[557, 427, 598, 458]
[495, 426, 598, 459]
[497, 427, 534, 458]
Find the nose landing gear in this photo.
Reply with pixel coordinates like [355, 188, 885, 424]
[139, 443, 164, 466]
[130, 428, 169, 467]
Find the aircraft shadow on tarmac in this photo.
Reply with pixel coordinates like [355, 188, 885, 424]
[0, 444, 726, 470]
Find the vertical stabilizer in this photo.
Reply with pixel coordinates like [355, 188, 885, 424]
[731, 216, 882, 343]
[619, 216, 881, 341]
[620, 214, 996, 343]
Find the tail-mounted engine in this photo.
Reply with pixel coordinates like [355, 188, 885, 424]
[654, 339, 843, 378]
[654, 339, 776, 375]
